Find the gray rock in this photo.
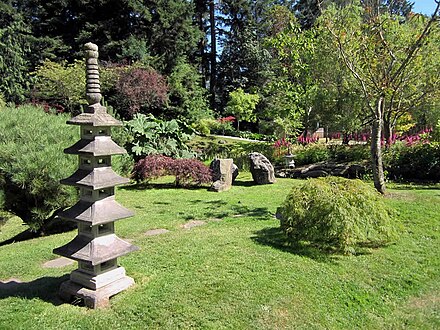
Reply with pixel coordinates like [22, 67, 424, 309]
[209, 158, 233, 192]
[231, 163, 239, 182]
[301, 169, 329, 178]
[249, 152, 275, 184]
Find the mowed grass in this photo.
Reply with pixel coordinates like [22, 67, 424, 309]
[0, 173, 439, 329]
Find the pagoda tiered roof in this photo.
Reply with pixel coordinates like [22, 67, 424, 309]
[53, 234, 138, 265]
[67, 105, 122, 127]
[58, 196, 134, 225]
[60, 168, 129, 189]
[64, 136, 126, 156]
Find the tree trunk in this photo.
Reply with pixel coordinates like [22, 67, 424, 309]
[196, 0, 207, 89]
[302, 106, 312, 140]
[209, 0, 217, 110]
[371, 97, 386, 194]
[383, 115, 394, 147]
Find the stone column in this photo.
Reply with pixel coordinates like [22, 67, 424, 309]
[53, 43, 137, 309]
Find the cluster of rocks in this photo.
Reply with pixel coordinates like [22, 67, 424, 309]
[209, 152, 275, 192]
[199, 152, 367, 191]
[276, 161, 368, 179]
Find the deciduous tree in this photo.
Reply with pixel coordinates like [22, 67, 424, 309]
[321, 2, 440, 193]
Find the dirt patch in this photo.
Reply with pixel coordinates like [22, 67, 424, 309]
[408, 292, 440, 309]
[208, 218, 223, 222]
[385, 191, 417, 202]
[144, 228, 170, 236]
[181, 220, 207, 229]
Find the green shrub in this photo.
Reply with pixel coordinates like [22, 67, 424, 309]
[277, 177, 396, 254]
[0, 105, 79, 232]
[31, 59, 87, 113]
[0, 93, 5, 108]
[384, 141, 440, 182]
[292, 144, 330, 166]
[113, 154, 135, 178]
[191, 118, 218, 136]
[210, 120, 235, 136]
[431, 120, 440, 142]
[329, 144, 370, 163]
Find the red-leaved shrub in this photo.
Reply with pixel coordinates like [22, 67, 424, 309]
[169, 158, 213, 187]
[132, 155, 212, 187]
[132, 155, 174, 183]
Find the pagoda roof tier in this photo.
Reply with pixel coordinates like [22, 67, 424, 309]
[58, 196, 134, 225]
[61, 167, 129, 189]
[64, 136, 126, 156]
[53, 234, 138, 266]
[67, 105, 122, 127]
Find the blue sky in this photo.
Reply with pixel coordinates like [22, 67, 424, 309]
[412, 1, 438, 15]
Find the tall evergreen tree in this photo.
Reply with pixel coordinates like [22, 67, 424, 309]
[0, 3, 31, 103]
[194, 0, 210, 88]
[12, 0, 201, 74]
[217, 0, 274, 111]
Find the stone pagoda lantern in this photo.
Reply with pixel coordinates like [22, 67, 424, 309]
[53, 42, 137, 308]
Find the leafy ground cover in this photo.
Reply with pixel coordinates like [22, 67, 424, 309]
[0, 174, 439, 329]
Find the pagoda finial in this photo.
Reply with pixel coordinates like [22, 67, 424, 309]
[84, 42, 102, 106]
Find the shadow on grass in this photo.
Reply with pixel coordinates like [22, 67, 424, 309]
[190, 199, 228, 206]
[251, 227, 338, 263]
[0, 229, 39, 247]
[187, 199, 273, 221]
[230, 205, 273, 220]
[388, 182, 440, 190]
[120, 183, 211, 191]
[0, 219, 76, 247]
[0, 275, 69, 305]
[232, 180, 255, 187]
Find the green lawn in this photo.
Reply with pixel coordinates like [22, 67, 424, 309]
[0, 174, 439, 329]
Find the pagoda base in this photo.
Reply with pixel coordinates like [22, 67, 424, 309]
[70, 266, 126, 290]
[58, 276, 135, 309]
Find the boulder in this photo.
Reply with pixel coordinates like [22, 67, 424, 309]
[231, 163, 239, 183]
[249, 152, 275, 184]
[301, 169, 329, 178]
[209, 158, 234, 192]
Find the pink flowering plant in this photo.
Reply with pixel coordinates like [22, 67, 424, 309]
[273, 137, 292, 157]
